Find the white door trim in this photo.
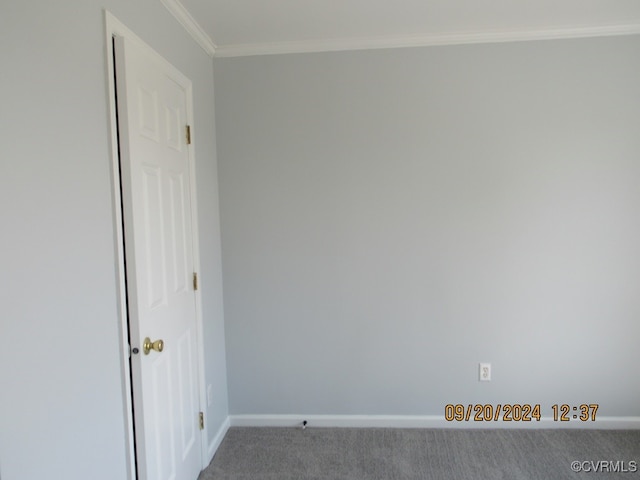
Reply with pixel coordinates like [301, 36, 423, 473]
[104, 11, 209, 479]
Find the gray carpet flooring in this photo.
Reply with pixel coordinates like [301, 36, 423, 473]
[199, 427, 640, 480]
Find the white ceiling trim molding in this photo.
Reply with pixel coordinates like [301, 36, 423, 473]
[214, 23, 640, 58]
[160, 0, 217, 57]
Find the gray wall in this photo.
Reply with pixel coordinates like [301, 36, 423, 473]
[214, 36, 640, 416]
[0, 1, 227, 479]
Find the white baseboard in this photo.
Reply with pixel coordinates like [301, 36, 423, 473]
[229, 414, 640, 430]
[206, 416, 231, 465]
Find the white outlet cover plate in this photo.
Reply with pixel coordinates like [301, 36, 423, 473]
[479, 363, 491, 381]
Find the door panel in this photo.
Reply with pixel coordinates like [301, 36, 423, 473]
[115, 35, 202, 480]
[141, 165, 167, 309]
[168, 172, 189, 294]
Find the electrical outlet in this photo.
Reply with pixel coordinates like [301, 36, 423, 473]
[207, 384, 213, 407]
[479, 363, 491, 382]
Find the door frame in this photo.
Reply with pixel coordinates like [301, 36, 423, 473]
[104, 11, 209, 479]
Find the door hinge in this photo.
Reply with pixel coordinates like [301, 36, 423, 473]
[186, 125, 191, 145]
[199, 412, 204, 430]
[193, 272, 198, 291]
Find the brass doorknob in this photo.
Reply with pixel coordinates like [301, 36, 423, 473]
[143, 337, 164, 355]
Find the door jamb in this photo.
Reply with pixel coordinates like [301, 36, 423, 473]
[104, 11, 209, 479]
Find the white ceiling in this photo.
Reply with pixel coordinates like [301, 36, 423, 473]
[175, 0, 640, 56]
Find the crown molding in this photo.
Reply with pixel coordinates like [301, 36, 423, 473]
[160, 0, 217, 57]
[214, 23, 640, 58]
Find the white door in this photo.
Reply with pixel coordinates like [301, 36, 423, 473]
[114, 36, 202, 480]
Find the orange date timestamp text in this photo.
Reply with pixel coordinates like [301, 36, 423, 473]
[444, 404, 599, 422]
